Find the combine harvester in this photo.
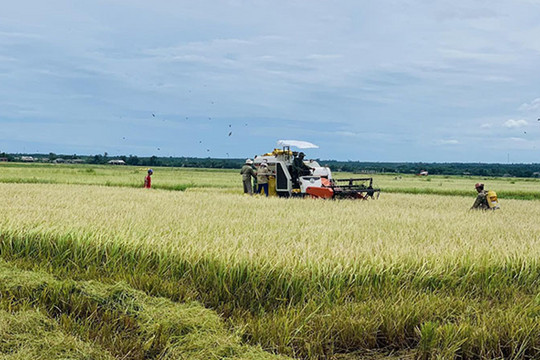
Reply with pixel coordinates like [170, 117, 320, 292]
[254, 140, 380, 199]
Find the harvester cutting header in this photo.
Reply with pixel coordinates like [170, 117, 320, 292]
[253, 140, 380, 199]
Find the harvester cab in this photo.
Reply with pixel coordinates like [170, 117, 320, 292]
[253, 140, 380, 199]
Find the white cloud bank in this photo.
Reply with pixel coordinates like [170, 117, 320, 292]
[504, 119, 528, 128]
[436, 139, 459, 145]
[519, 98, 540, 111]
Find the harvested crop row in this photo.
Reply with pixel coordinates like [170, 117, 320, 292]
[0, 259, 287, 360]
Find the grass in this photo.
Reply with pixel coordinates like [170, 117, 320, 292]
[2, 164, 540, 358]
[382, 186, 540, 200]
[0, 259, 286, 360]
[0, 163, 239, 191]
[0, 309, 114, 360]
[2, 162, 540, 199]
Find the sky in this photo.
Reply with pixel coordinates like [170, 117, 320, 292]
[1, 0, 540, 163]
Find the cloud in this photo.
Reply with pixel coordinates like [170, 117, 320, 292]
[436, 139, 459, 145]
[0, 30, 42, 41]
[305, 54, 343, 60]
[504, 119, 528, 128]
[519, 98, 540, 111]
[3, 1, 540, 162]
[482, 75, 514, 83]
[333, 131, 359, 137]
[439, 48, 516, 65]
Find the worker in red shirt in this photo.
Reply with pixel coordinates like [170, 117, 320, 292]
[144, 169, 153, 188]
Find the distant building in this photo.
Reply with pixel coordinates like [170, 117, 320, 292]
[21, 156, 35, 162]
[108, 159, 126, 165]
[418, 170, 428, 176]
[0, 157, 8, 162]
[357, 169, 377, 174]
[53, 158, 65, 163]
[69, 159, 85, 164]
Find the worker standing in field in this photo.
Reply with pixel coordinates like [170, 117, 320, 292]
[256, 163, 271, 197]
[240, 159, 256, 195]
[470, 183, 499, 210]
[144, 169, 153, 188]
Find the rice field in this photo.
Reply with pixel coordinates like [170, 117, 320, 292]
[1, 163, 540, 359]
[1, 162, 539, 198]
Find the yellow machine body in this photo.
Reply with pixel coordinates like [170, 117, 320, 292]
[268, 176, 277, 196]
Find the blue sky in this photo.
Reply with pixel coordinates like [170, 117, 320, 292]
[1, 1, 540, 162]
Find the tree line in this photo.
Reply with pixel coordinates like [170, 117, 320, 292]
[3, 152, 540, 178]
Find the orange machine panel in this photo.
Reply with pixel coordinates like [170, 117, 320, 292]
[306, 187, 334, 199]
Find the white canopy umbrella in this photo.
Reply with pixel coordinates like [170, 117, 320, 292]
[277, 140, 319, 149]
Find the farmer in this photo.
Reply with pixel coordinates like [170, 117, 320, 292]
[470, 183, 489, 210]
[144, 169, 153, 189]
[240, 159, 256, 195]
[293, 152, 312, 177]
[256, 163, 271, 197]
[291, 152, 312, 186]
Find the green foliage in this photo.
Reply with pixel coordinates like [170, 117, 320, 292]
[4, 227, 540, 359]
[0, 309, 114, 360]
[6, 151, 540, 177]
[0, 260, 287, 360]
